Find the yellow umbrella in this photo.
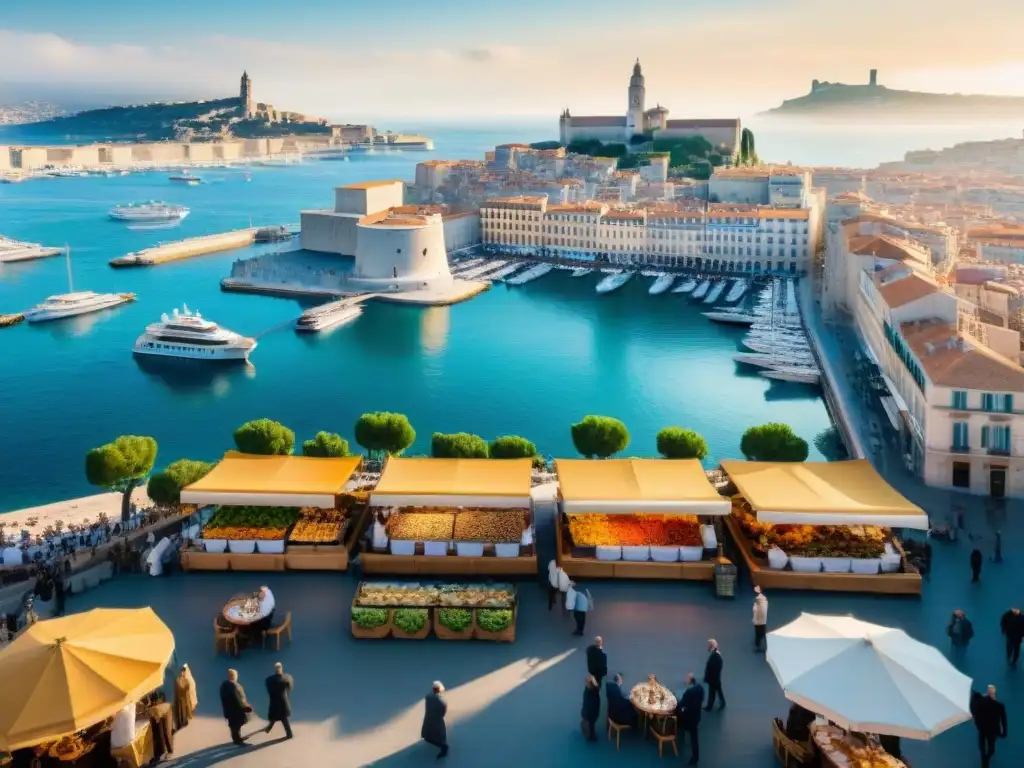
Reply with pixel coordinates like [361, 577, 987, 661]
[0, 607, 175, 751]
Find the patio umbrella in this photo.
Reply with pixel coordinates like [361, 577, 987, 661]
[0, 607, 175, 750]
[766, 613, 972, 740]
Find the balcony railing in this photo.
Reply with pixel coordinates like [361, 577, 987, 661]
[950, 444, 971, 454]
[987, 447, 1012, 457]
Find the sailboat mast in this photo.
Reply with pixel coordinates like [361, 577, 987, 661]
[65, 245, 73, 292]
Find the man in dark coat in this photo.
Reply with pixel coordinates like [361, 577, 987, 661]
[1000, 607, 1024, 666]
[676, 672, 705, 765]
[263, 662, 294, 739]
[605, 674, 637, 728]
[703, 639, 725, 711]
[970, 548, 983, 582]
[586, 636, 608, 690]
[219, 669, 252, 746]
[971, 685, 1008, 768]
[421, 681, 449, 758]
[580, 676, 600, 742]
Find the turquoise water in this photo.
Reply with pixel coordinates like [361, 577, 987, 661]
[0, 127, 834, 512]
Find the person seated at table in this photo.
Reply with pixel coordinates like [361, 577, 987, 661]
[785, 702, 815, 743]
[110, 701, 139, 751]
[254, 586, 275, 632]
[605, 674, 638, 728]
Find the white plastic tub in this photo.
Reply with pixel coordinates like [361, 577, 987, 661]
[880, 553, 901, 573]
[821, 557, 852, 573]
[701, 525, 718, 551]
[390, 539, 415, 556]
[203, 539, 227, 554]
[258, 540, 285, 555]
[650, 546, 679, 562]
[423, 540, 450, 557]
[679, 546, 703, 563]
[228, 540, 256, 554]
[495, 543, 521, 558]
[851, 558, 881, 575]
[789, 556, 822, 573]
[456, 542, 485, 557]
[767, 547, 788, 570]
[595, 546, 622, 561]
[621, 545, 651, 562]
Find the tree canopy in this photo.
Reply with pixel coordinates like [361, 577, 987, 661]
[354, 412, 416, 459]
[656, 427, 709, 460]
[233, 418, 295, 456]
[570, 415, 630, 459]
[489, 435, 537, 459]
[529, 140, 562, 150]
[431, 432, 489, 459]
[85, 435, 158, 521]
[147, 458, 214, 506]
[740, 423, 809, 462]
[739, 127, 759, 165]
[567, 139, 627, 159]
[302, 431, 350, 458]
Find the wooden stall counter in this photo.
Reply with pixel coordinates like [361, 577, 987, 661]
[284, 546, 349, 571]
[360, 551, 537, 577]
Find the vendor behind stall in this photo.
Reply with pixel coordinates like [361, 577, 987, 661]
[255, 586, 275, 632]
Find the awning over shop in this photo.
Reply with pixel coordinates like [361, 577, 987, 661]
[180, 451, 362, 508]
[720, 459, 928, 529]
[370, 458, 533, 508]
[555, 458, 730, 515]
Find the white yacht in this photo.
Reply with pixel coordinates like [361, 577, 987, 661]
[648, 274, 675, 294]
[0, 238, 64, 263]
[733, 352, 814, 369]
[672, 278, 698, 294]
[506, 263, 553, 285]
[703, 311, 759, 325]
[703, 281, 727, 304]
[133, 307, 256, 361]
[691, 279, 712, 299]
[296, 302, 363, 332]
[596, 270, 634, 294]
[489, 262, 526, 281]
[743, 339, 811, 355]
[109, 201, 190, 223]
[725, 278, 748, 303]
[23, 248, 134, 323]
[571, 267, 593, 278]
[761, 366, 821, 386]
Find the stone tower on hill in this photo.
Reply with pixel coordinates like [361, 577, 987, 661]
[240, 71, 253, 118]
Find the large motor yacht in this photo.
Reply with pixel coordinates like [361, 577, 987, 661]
[24, 291, 135, 323]
[133, 306, 256, 361]
[109, 201, 190, 223]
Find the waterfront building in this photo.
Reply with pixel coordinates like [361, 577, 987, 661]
[558, 60, 741, 153]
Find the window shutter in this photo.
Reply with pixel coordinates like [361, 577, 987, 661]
[981, 425, 990, 448]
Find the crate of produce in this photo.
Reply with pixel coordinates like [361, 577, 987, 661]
[288, 508, 346, 546]
[434, 607, 474, 640]
[351, 606, 392, 639]
[473, 607, 516, 642]
[391, 608, 431, 639]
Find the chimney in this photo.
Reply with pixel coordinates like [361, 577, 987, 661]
[869, 69, 878, 87]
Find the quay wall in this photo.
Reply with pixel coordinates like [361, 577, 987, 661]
[113, 228, 257, 266]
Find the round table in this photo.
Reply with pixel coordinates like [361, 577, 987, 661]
[629, 681, 677, 717]
[222, 597, 262, 627]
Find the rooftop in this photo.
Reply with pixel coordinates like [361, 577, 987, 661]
[339, 179, 404, 190]
[900, 319, 1024, 391]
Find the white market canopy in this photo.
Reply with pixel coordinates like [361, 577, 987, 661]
[767, 613, 973, 740]
[555, 458, 730, 515]
[720, 459, 929, 529]
[370, 458, 533, 508]
[180, 451, 362, 508]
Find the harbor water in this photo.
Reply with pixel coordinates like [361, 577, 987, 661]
[0, 126, 842, 512]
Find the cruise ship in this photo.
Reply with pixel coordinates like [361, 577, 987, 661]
[23, 291, 135, 323]
[133, 307, 256, 361]
[109, 201, 190, 223]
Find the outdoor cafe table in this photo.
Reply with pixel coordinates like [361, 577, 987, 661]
[811, 723, 907, 768]
[629, 679, 677, 735]
[221, 596, 262, 627]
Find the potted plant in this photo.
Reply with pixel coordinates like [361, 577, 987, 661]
[351, 606, 391, 639]
[474, 608, 516, 642]
[434, 607, 473, 640]
[392, 608, 430, 639]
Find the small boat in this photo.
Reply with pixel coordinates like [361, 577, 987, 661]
[506, 263, 554, 285]
[743, 339, 811, 355]
[169, 173, 202, 185]
[703, 311, 759, 325]
[672, 278, 697, 294]
[725, 278, 748, 303]
[703, 281, 727, 304]
[23, 248, 134, 323]
[450, 258, 485, 274]
[488, 262, 525, 281]
[459, 260, 509, 280]
[571, 268, 593, 278]
[648, 274, 675, 295]
[296, 302, 363, 332]
[761, 367, 821, 386]
[733, 352, 814, 369]
[596, 271, 634, 294]
[109, 201, 189, 222]
[691, 279, 712, 299]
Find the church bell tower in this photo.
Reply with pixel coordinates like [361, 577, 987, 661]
[240, 70, 253, 118]
[626, 59, 646, 136]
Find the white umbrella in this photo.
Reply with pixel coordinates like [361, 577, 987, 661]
[766, 613, 973, 740]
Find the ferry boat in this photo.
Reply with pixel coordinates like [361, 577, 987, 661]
[648, 274, 675, 294]
[596, 270, 634, 294]
[703, 281, 727, 304]
[24, 291, 135, 323]
[571, 268, 593, 278]
[672, 278, 697, 294]
[506, 263, 554, 285]
[133, 306, 256, 361]
[725, 278, 748, 303]
[691, 279, 712, 299]
[703, 311, 759, 326]
[109, 201, 190, 223]
[0, 237, 64, 263]
[295, 302, 363, 333]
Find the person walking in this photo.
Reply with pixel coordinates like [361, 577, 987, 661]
[580, 675, 600, 742]
[263, 662, 294, 739]
[585, 636, 608, 689]
[421, 681, 449, 759]
[676, 672, 705, 765]
[703, 639, 725, 711]
[752, 587, 769, 652]
[219, 669, 252, 747]
[1000, 607, 1024, 666]
[566, 581, 592, 636]
[947, 609, 975, 657]
[971, 549, 983, 582]
[173, 664, 198, 730]
[547, 560, 568, 611]
[971, 685, 1008, 768]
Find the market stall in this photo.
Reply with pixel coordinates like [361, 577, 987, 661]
[721, 460, 926, 594]
[350, 581, 517, 641]
[361, 458, 536, 576]
[554, 458, 730, 580]
[178, 452, 367, 572]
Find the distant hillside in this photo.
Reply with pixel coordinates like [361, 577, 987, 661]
[762, 82, 1024, 121]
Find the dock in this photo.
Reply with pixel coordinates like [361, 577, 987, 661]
[0, 313, 25, 328]
[109, 228, 260, 267]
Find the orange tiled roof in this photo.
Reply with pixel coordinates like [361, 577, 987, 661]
[875, 272, 941, 308]
[901, 320, 1024, 391]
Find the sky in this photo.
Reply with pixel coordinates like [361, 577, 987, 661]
[3, 0, 1024, 121]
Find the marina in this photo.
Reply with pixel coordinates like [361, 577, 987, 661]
[109, 227, 260, 267]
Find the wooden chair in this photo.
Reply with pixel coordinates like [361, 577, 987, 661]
[772, 717, 809, 767]
[606, 718, 631, 751]
[263, 612, 292, 651]
[214, 618, 238, 657]
[649, 715, 678, 758]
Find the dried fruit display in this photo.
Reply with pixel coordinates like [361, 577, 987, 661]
[289, 520, 344, 544]
[567, 514, 702, 548]
[355, 581, 515, 608]
[453, 510, 524, 543]
[732, 507, 887, 558]
[299, 507, 344, 522]
[202, 526, 288, 541]
[387, 512, 455, 541]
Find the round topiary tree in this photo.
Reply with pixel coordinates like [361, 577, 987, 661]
[656, 427, 708, 460]
[489, 435, 537, 459]
[740, 423, 809, 462]
[354, 412, 416, 461]
[570, 415, 630, 459]
[431, 432, 489, 459]
[146, 458, 215, 506]
[302, 431, 349, 458]
[233, 419, 295, 456]
[85, 435, 158, 522]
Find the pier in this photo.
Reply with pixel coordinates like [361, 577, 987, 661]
[109, 228, 260, 267]
[0, 313, 24, 328]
